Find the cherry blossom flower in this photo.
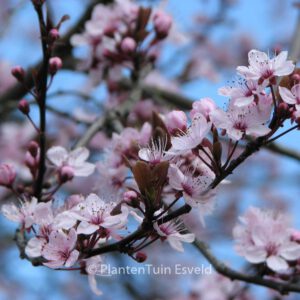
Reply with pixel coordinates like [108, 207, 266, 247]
[1, 197, 38, 229]
[42, 228, 79, 269]
[153, 217, 195, 252]
[47, 146, 95, 177]
[138, 138, 168, 165]
[233, 207, 300, 272]
[168, 164, 216, 223]
[279, 84, 300, 111]
[168, 114, 211, 155]
[237, 50, 295, 84]
[219, 79, 266, 107]
[73, 193, 128, 235]
[25, 198, 81, 258]
[190, 97, 217, 120]
[211, 95, 272, 140]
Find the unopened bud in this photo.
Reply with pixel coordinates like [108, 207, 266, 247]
[277, 102, 290, 119]
[28, 141, 39, 158]
[120, 37, 136, 54]
[292, 73, 300, 82]
[123, 190, 138, 203]
[153, 11, 172, 39]
[49, 28, 60, 41]
[49, 57, 62, 75]
[58, 166, 74, 183]
[18, 99, 30, 115]
[0, 164, 16, 187]
[11, 66, 25, 81]
[165, 110, 187, 135]
[135, 252, 147, 263]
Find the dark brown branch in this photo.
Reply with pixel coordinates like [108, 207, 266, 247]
[33, 4, 50, 199]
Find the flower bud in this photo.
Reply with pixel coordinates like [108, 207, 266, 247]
[135, 252, 147, 263]
[153, 11, 172, 39]
[18, 99, 30, 115]
[123, 190, 138, 203]
[190, 98, 217, 120]
[28, 141, 39, 158]
[291, 73, 300, 82]
[277, 102, 290, 119]
[120, 37, 137, 54]
[58, 166, 74, 183]
[165, 110, 187, 135]
[0, 164, 16, 187]
[49, 57, 62, 75]
[291, 230, 300, 242]
[11, 66, 25, 81]
[49, 28, 60, 41]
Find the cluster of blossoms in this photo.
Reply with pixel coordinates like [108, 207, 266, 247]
[71, 0, 173, 82]
[233, 206, 300, 273]
[1, 9, 300, 293]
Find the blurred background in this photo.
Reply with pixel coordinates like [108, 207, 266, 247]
[0, 0, 300, 299]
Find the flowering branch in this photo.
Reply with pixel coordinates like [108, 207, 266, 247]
[193, 239, 300, 294]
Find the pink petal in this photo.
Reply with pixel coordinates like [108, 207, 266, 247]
[266, 255, 289, 272]
[47, 146, 68, 167]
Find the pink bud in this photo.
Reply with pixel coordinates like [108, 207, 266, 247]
[49, 28, 60, 41]
[28, 141, 39, 158]
[277, 102, 290, 118]
[123, 190, 138, 203]
[153, 11, 172, 39]
[165, 110, 187, 135]
[11, 66, 25, 81]
[135, 252, 147, 263]
[0, 164, 16, 187]
[292, 73, 300, 82]
[58, 166, 74, 183]
[49, 57, 62, 75]
[120, 37, 137, 54]
[291, 230, 300, 242]
[18, 99, 30, 115]
[190, 97, 217, 120]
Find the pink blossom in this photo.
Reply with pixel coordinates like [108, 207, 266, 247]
[47, 146, 95, 177]
[153, 216, 195, 252]
[190, 98, 217, 119]
[42, 229, 79, 269]
[279, 84, 300, 111]
[0, 163, 16, 187]
[168, 114, 211, 155]
[73, 193, 128, 235]
[168, 164, 215, 223]
[138, 138, 168, 165]
[211, 95, 272, 140]
[219, 80, 266, 107]
[1, 197, 37, 229]
[237, 50, 295, 84]
[164, 110, 187, 134]
[233, 207, 300, 272]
